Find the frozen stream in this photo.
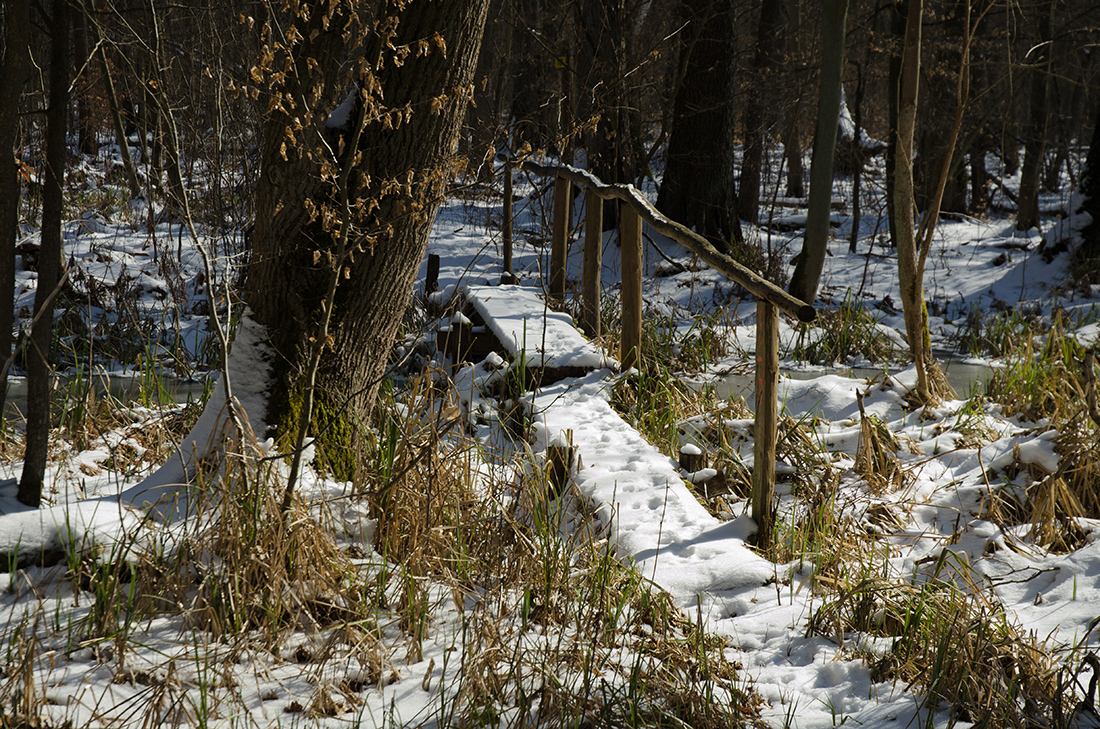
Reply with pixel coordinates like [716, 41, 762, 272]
[700, 354, 994, 402]
[3, 372, 209, 420]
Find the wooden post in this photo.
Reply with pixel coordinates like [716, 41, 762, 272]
[620, 202, 643, 370]
[550, 175, 570, 300]
[426, 253, 440, 294]
[679, 444, 706, 473]
[752, 300, 779, 552]
[546, 429, 574, 499]
[501, 163, 516, 285]
[581, 187, 603, 337]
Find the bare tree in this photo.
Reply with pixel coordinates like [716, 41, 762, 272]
[0, 0, 32, 416]
[787, 0, 848, 303]
[20, 0, 70, 507]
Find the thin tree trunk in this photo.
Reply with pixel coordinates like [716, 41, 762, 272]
[738, 0, 785, 224]
[894, 0, 929, 405]
[93, 23, 142, 199]
[20, 0, 71, 507]
[788, 0, 848, 303]
[849, 64, 866, 254]
[970, 152, 989, 214]
[0, 0, 31, 414]
[1016, 0, 1053, 231]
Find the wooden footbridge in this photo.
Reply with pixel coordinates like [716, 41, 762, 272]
[496, 161, 817, 550]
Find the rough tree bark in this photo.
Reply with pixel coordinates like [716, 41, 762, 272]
[1059, 100, 1100, 270]
[245, 0, 490, 482]
[1077, 110, 1100, 252]
[884, 0, 905, 248]
[656, 0, 741, 250]
[0, 0, 31, 415]
[576, 0, 646, 187]
[20, 0, 70, 507]
[782, 0, 804, 199]
[73, 12, 98, 157]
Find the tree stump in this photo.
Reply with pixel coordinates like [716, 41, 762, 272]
[679, 443, 707, 473]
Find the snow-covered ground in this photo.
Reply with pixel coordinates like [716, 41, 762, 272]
[2, 148, 1099, 727]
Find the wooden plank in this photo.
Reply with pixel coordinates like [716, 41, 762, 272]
[752, 299, 779, 552]
[581, 187, 603, 337]
[464, 285, 617, 372]
[522, 160, 816, 323]
[550, 175, 570, 300]
[620, 202, 643, 371]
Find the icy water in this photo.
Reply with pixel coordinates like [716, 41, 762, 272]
[3, 372, 209, 420]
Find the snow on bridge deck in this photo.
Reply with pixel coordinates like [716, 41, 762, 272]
[531, 374, 773, 599]
[463, 284, 618, 372]
[464, 283, 772, 599]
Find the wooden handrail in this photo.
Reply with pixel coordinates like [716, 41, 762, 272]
[520, 160, 817, 323]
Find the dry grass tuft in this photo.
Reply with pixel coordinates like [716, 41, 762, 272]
[0, 614, 45, 729]
[1028, 475, 1090, 553]
[610, 365, 723, 457]
[985, 316, 1083, 423]
[181, 463, 362, 644]
[777, 415, 835, 493]
[809, 564, 1060, 728]
[854, 392, 904, 494]
[979, 321, 1100, 550]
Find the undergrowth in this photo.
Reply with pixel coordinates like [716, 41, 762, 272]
[0, 369, 764, 728]
[794, 290, 899, 365]
[984, 314, 1100, 538]
[808, 555, 1061, 729]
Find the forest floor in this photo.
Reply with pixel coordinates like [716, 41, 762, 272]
[1, 149, 1099, 728]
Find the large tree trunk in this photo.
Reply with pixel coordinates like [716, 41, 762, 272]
[20, 0, 70, 507]
[577, 0, 646, 187]
[245, 0, 490, 482]
[787, 0, 847, 304]
[0, 0, 31, 416]
[656, 0, 740, 250]
[914, 3, 966, 216]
